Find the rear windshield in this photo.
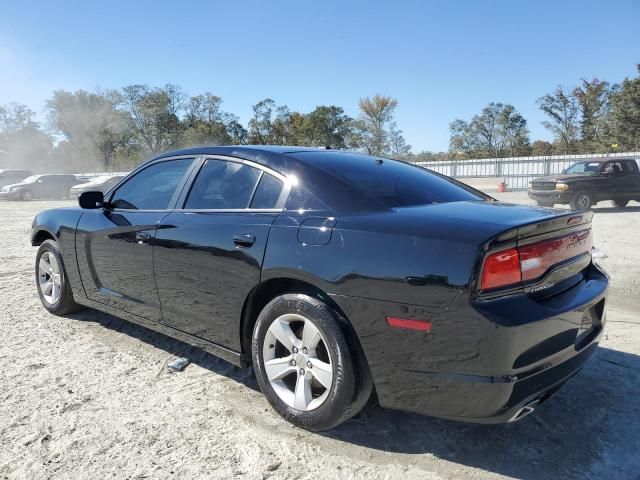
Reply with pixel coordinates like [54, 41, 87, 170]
[290, 152, 484, 210]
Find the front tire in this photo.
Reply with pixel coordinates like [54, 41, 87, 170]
[35, 240, 82, 315]
[20, 190, 33, 201]
[570, 191, 593, 210]
[252, 293, 372, 431]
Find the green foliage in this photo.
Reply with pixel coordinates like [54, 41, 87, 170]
[449, 102, 530, 158]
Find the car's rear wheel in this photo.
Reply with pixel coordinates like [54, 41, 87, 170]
[252, 293, 372, 431]
[613, 199, 629, 208]
[570, 191, 593, 210]
[35, 240, 82, 315]
[20, 190, 33, 201]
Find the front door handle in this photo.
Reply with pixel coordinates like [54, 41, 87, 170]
[233, 234, 255, 247]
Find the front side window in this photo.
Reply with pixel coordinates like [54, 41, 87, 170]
[111, 158, 193, 210]
[185, 159, 261, 209]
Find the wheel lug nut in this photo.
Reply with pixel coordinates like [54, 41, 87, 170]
[299, 368, 305, 375]
[302, 347, 307, 354]
[292, 347, 298, 353]
[307, 361, 312, 368]
[291, 360, 296, 366]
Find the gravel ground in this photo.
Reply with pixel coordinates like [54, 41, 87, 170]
[1, 194, 639, 480]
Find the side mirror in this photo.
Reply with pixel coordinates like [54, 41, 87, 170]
[78, 191, 104, 209]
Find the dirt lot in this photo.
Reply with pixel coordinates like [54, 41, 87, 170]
[1, 194, 639, 480]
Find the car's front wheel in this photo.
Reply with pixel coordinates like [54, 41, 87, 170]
[20, 190, 33, 201]
[35, 240, 82, 315]
[252, 293, 372, 431]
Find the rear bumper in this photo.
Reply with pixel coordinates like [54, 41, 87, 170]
[528, 189, 573, 204]
[332, 262, 608, 423]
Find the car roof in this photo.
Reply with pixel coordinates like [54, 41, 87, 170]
[573, 158, 638, 163]
[149, 145, 378, 174]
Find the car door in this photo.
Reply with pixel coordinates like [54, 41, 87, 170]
[620, 160, 640, 198]
[76, 157, 195, 321]
[598, 161, 623, 200]
[153, 157, 289, 350]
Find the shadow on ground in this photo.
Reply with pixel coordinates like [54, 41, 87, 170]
[71, 308, 640, 480]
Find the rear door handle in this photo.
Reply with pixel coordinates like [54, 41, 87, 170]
[233, 234, 255, 247]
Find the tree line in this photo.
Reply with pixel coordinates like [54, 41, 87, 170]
[0, 65, 638, 173]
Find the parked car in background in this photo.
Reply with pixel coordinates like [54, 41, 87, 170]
[0, 174, 81, 200]
[69, 174, 127, 198]
[528, 158, 640, 210]
[31, 146, 608, 430]
[0, 169, 32, 189]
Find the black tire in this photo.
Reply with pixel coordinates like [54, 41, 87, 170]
[35, 240, 83, 315]
[536, 200, 555, 207]
[613, 199, 629, 208]
[252, 293, 373, 431]
[570, 191, 593, 210]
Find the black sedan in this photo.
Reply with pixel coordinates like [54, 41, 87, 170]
[31, 146, 608, 431]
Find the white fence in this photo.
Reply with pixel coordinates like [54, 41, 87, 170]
[416, 152, 640, 190]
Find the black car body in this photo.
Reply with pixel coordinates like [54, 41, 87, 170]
[31, 147, 608, 428]
[1, 174, 80, 200]
[528, 158, 640, 209]
[69, 174, 127, 198]
[0, 169, 31, 189]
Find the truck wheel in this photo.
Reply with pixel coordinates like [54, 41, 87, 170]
[536, 200, 555, 207]
[570, 191, 592, 210]
[613, 199, 629, 208]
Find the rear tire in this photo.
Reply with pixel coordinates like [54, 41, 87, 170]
[35, 240, 83, 315]
[20, 190, 33, 201]
[252, 293, 372, 431]
[613, 199, 629, 208]
[570, 191, 592, 210]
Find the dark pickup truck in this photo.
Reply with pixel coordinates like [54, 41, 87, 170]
[528, 158, 640, 210]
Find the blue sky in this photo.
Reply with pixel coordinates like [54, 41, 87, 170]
[1, 0, 638, 152]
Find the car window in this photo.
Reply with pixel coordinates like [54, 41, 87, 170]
[185, 159, 261, 209]
[111, 158, 193, 210]
[621, 160, 637, 174]
[250, 173, 284, 209]
[565, 162, 600, 174]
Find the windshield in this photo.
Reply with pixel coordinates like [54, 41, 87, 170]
[564, 162, 601, 174]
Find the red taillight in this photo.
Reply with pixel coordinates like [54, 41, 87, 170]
[480, 229, 592, 291]
[481, 247, 521, 290]
[386, 317, 433, 331]
[519, 229, 591, 282]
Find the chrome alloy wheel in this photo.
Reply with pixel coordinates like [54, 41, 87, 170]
[262, 313, 334, 411]
[38, 251, 62, 305]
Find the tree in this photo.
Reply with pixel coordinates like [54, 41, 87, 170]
[248, 98, 292, 145]
[121, 84, 185, 155]
[531, 140, 554, 156]
[0, 102, 53, 171]
[354, 95, 399, 155]
[46, 89, 133, 171]
[449, 103, 529, 158]
[388, 121, 411, 158]
[537, 86, 579, 154]
[183, 92, 242, 146]
[573, 78, 612, 152]
[608, 66, 640, 151]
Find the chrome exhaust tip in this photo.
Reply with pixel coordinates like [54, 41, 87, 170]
[510, 399, 540, 422]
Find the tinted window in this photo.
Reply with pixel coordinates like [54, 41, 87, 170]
[290, 152, 484, 210]
[111, 159, 193, 210]
[565, 162, 600, 174]
[185, 159, 261, 209]
[250, 174, 284, 209]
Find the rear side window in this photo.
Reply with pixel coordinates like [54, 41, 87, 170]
[250, 174, 284, 209]
[111, 158, 193, 210]
[185, 159, 261, 209]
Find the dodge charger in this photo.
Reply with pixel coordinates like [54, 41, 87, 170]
[31, 146, 608, 431]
